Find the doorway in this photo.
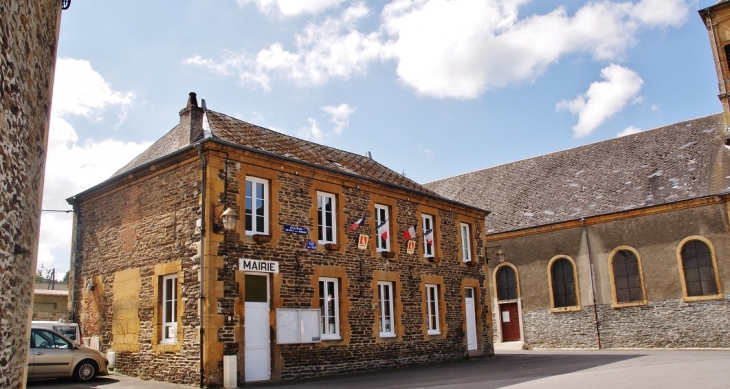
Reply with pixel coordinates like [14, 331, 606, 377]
[244, 273, 270, 382]
[495, 265, 522, 342]
[465, 287, 477, 350]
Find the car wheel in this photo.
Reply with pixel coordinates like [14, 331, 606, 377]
[74, 359, 98, 381]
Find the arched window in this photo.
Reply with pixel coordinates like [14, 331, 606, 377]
[680, 239, 719, 297]
[550, 258, 577, 308]
[610, 249, 645, 304]
[496, 266, 518, 301]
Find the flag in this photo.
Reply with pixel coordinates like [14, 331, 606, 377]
[377, 218, 389, 240]
[402, 225, 416, 240]
[424, 228, 434, 245]
[348, 215, 365, 231]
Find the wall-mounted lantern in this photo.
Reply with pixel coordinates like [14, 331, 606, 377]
[213, 207, 238, 233]
[486, 246, 505, 264]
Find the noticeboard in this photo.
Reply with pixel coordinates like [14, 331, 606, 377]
[276, 308, 321, 344]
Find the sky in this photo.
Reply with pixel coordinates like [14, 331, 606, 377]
[39, 0, 722, 278]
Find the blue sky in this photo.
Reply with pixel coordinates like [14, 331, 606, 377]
[39, 0, 721, 277]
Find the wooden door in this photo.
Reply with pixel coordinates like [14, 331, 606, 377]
[499, 302, 521, 342]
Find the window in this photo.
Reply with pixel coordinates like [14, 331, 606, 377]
[550, 258, 577, 308]
[378, 281, 395, 337]
[245, 177, 269, 235]
[460, 223, 472, 262]
[496, 266, 518, 301]
[422, 214, 435, 258]
[31, 329, 71, 349]
[161, 274, 177, 344]
[680, 239, 719, 297]
[611, 249, 644, 303]
[317, 192, 337, 244]
[425, 284, 440, 335]
[319, 277, 340, 340]
[375, 204, 390, 252]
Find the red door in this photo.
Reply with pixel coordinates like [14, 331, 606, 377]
[500, 303, 521, 341]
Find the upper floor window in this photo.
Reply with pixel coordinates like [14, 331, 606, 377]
[422, 214, 435, 258]
[375, 204, 390, 252]
[460, 223, 472, 262]
[425, 284, 441, 335]
[496, 266, 518, 301]
[550, 257, 577, 309]
[161, 274, 178, 344]
[610, 249, 645, 304]
[245, 177, 269, 235]
[680, 239, 719, 297]
[319, 277, 340, 340]
[317, 192, 336, 244]
[378, 281, 396, 337]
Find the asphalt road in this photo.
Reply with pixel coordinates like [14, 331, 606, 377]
[26, 349, 730, 389]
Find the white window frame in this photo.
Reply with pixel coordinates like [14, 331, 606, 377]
[426, 284, 440, 335]
[378, 281, 396, 338]
[460, 223, 472, 263]
[317, 192, 337, 244]
[375, 204, 390, 252]
[161, 274, 177, 344]
[245, 176, 269, 235]
[422, 214, 434, 258]
[319, 277, 340, 340]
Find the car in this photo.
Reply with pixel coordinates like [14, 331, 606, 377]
[27, 326, 108, 381]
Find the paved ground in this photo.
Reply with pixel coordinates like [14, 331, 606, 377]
[27, 349, 730, 388]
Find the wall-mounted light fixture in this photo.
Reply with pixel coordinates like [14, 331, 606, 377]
[213, 207, 238, 234]
[85, 278, 96, 292]
[485, 246, 505, 264]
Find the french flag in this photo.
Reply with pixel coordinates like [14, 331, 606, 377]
[377, 219, 389, 240]
[348, 215, 365, 231]
[402, 225, 417, 240]
[424, 228, 434, 245]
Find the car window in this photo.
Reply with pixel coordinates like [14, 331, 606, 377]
[31, 329, 70, 349]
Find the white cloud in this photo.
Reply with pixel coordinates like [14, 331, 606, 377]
[617, 126, 643, 137]
[40, 58, 151, 275]
[193, 0, 687, 99]
[298, 118, 325, 141]
[418, 143, 434, 159]
[322, 103, 355, 134]
[556, 64, 644, 137]
[239, 0, 344, 16]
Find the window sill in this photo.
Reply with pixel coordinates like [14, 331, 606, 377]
[379, 333, 397, 338]
[381, 251, 396, 259]
[682, 293, 724, 303]
[252, 234, 272, 244]
[550, 306, 582, 313]
[324, 243, 341, 251]
[427, 330, 441, 336]
[611, 300, 647, 309]
[321, 335, 342, 341]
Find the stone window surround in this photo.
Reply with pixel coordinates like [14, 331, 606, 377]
[160, 274, 178, 344]
[374, 203, 391, 252]
[420, 274, 446, 340]
[456, 214, 478, 266]
[316, 191, 338, 244]
[546, 255, 582, 313]
[459, 222, 473, 263]
[152, 261, 184, 352]
[425, 284, 441, 335]
[676, 236, 724, 302]
[311, 266, 351, 346]
[377, 281, 396, 338]
[422, 213, 435, 258]
[318, 277, 341, 340]
[608, 246, 648, 308]
[417, 204, 444, 263]
[371, 271, 404, 343]
[245, 175, 270, 235]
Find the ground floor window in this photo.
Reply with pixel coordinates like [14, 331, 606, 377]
[319, 277, 340, 339]
[161, 274, 177, 344]
[378, 281, 395, 337]
[425, 284, 440, 335]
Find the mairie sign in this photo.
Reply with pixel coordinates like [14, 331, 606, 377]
[240, 258, 279, 273]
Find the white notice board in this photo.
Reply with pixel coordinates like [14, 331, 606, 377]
[276, 308, 321, 344]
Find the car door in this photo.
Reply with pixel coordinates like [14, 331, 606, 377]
[30, 329, 74, 377]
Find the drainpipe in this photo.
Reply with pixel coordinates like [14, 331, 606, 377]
[66, 198, 79, 324]
[195, 142, 206, 388]
[580, 218, 601, 350]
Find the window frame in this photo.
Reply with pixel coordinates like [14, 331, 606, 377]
[375, 204, 390, 252]
[608, 246, 647, 308]
[460, 223, 472, 263]
[161, 274, 178, 344]
[319, 277, 341, 340]
[425, 284, 441, 335]
[547, 255, 582, 313]
[495, 264, 519, 302]
[316, 191, 337, 244]
[422, 214, 435, 258]
[677, 236, 723, 302]
[245, 176, 269, 235]
[377, 281, 396, 338]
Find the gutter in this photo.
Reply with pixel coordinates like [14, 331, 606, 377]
[65, 197, 79, 324]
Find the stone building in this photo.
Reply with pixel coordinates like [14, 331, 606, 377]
[1, 1, 63, 388]
[33, 283, 71, 321]
[424, 3, 730, 350]
[67, 93, 491, 386]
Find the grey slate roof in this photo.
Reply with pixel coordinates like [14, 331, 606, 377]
[424, 113, 730, 234]
[114, 109, 439, 196]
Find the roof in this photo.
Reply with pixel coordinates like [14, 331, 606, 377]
[111, 104, 472, 207]
[424, 113, 730, 234]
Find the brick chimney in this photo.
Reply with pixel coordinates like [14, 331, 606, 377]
[179, 92, 204, 144]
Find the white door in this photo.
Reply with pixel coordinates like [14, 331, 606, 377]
[245, 273, 270, 382]
[465, 288, 477, 351]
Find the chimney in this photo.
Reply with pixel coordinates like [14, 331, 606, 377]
[179, 92, 205, 144]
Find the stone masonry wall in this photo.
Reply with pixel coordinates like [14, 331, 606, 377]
[521, 297, 730, 349]
[72, 160, 202, 384]
[0, 1, 61, 387]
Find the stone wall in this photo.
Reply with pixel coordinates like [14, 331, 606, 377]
[0, 1, 61, 387]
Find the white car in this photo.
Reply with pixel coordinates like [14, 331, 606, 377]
[27, 327, 108, 381]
